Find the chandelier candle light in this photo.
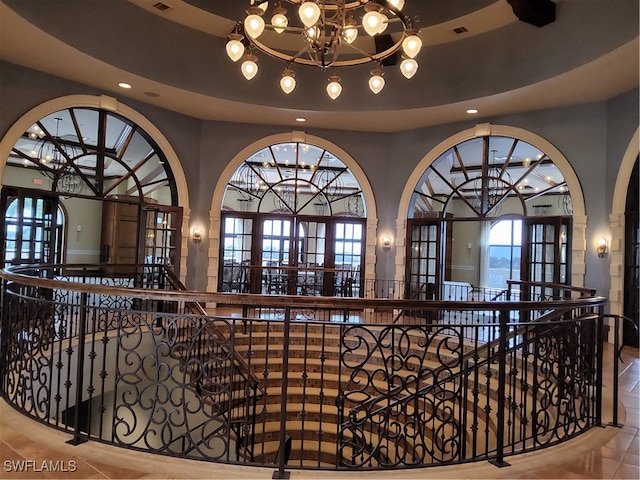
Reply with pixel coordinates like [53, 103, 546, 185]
[226, 0, 422, 99]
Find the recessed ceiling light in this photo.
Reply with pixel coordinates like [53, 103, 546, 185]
[118, 82, 132, 89]
[466, 108, 478, 114]
[295, 117, 306, 122]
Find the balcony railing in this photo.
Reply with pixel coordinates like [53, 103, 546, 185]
[0, 264, 618, 478]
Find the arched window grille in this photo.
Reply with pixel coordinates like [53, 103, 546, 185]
[410, 136, 569, 218]
[9, 108, 177, 204]
[223, 142, 365, 216]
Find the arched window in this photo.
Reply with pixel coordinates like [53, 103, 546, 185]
[2, 107, 182, 270]
[407, 135, 572, 299]
[220, 141, 366, 296]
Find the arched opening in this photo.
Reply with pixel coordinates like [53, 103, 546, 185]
[0, 101, 186, 275]
[623, 157, 639, 345]
[609, 128, 640, 345]
[217, 140, 368, 296]
[400, 126, 581, 300]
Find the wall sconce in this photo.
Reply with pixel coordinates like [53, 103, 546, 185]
[382, 236, 392, 249]
[192, 228, 202, 243]
[597, 237, 608, 257]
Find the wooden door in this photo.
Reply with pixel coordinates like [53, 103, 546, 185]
[100, 200, 139, 264]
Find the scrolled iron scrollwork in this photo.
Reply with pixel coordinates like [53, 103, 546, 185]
[338, 325, 464, 467]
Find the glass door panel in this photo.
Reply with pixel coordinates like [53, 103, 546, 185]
[261, 218, 291, 294]
[333, 221, 363, 297]
[218, 213, 364, 296]
[407, 221, 439, 300]
[220, 215, 254, 293]
[296, 220, 326, 295]
[1, 188, 61, 269]
[141, 204, 183, 283]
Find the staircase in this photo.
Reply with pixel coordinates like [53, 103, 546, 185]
[161, 271, 597, 469]
[224, 320, 550, 468]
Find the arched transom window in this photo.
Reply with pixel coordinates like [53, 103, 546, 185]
[223, 142, 365, 217]
[410, 136, 572, 218]
[8, 107, 177, 204]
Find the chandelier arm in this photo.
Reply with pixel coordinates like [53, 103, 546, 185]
[282, 1, 371, 10]
[337, 37, 405, 64]
[234, 0, 418, 91]
[247, 38, 406, 67]
[243, 0, 413, 67]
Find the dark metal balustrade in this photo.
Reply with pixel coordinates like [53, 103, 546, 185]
[0, 264, 621, 478]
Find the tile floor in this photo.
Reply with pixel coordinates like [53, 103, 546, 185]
[0, 344, 638, 480]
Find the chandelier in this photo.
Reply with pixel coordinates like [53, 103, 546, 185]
[225, 0, 422, 99]
[27, 118, 83, 194]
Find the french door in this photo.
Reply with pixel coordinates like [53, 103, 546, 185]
[219, 212, 364, 296]
[521, 216, 571, 298]
[406, 216, 570, 299]
[405, 217, 454, 300]
[0, 187, 63, 269]
[141, 205, 182, 274]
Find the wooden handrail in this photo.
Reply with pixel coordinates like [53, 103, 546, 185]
[159, 266, 264, 393]
[507, 279, 597, 297]
[1, 264, 607, 313]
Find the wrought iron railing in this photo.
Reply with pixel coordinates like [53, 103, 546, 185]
[0, 264, 615, 478]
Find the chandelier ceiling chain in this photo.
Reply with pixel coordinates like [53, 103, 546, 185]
[225, 0, 422, 99]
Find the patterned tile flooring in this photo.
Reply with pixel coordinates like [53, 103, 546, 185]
[0, 343, 638, 480]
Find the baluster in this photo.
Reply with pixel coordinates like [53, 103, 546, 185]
[489, 309, 510, 468]
[67, 292, 88, 445]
